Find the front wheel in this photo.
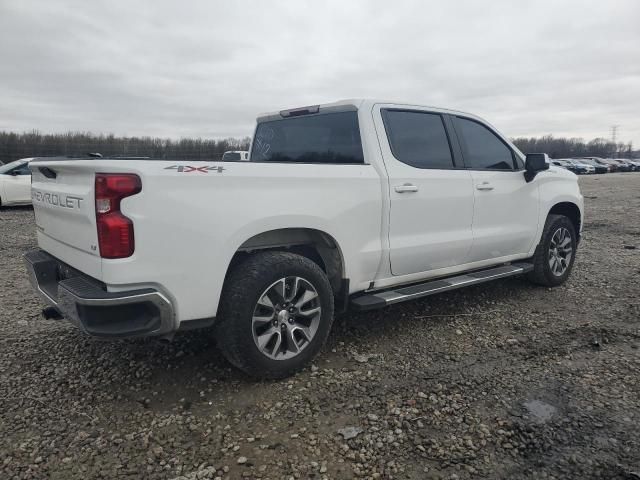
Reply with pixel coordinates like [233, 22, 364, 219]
[527, 214, 577, 287]
[215, 251, 334, 379]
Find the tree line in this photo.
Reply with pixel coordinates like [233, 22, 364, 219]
[0, 131, 251, 164]
[0, 130, 635, 164]
[511, 135, 634, 159]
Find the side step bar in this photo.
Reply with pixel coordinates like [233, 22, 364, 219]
[350, 262, 534, 311]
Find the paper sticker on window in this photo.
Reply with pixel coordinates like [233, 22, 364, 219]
[254, 127, 274, 160]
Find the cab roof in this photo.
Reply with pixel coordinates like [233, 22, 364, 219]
[256, 98, 482, 123]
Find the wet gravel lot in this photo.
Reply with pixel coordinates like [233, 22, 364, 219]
[1, 173, 639, 480]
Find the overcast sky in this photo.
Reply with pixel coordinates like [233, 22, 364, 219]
[1, 0, 638, 144]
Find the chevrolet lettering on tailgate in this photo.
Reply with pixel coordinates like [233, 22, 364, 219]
[32, 190, 83, 209]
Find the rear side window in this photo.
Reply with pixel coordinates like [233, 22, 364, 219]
[382, 110, 454, 169]
[456, 117, 514, 170]
[251, 111, 364, 164]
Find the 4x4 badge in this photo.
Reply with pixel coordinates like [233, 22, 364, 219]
[164, 165, 225, 173]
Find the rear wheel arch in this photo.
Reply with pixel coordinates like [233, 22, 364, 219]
[224, 228, 346, 296]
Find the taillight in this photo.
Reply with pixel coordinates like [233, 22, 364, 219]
[95, 173, 142, 259]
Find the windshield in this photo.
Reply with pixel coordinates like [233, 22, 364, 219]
[0, 159, 26, 174]
[251, 111, 364, 164]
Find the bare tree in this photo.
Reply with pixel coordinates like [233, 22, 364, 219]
[511, 135, 634, 159]
[0, 131, 251, 163]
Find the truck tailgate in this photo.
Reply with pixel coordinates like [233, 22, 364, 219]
[30, 160, 102, 279]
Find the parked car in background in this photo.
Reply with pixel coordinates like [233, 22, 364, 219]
[576, 158, 609, 174]
[612, 158, 640, 171]
[555, 158, 594, 174]
[597, 159, 618, 172]
[222, 150, 249, 161]
[0, 158, 33, 207]
[551, 159, 574, 172]
[593, 158, 614, 172]
[625, 159, 640, 170]
[606, 159, 634, 172]
[570, 159, 597, 174]
[582, 157, 615, 172]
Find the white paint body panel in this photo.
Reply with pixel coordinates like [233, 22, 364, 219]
[28, 99, 583, 327]
[468, 169, 539, 262]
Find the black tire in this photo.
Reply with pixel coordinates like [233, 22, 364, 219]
[527, 214, 577, 287]
[215, 251, 334, 379]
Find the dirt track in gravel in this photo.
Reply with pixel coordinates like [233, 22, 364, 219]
[1, 173, 639, 480]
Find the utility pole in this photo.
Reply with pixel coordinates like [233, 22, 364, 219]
[610, 125, 619, 158]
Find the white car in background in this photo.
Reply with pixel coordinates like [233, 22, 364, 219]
[0, 158, 33, 207]
[222, 150, 249, 161]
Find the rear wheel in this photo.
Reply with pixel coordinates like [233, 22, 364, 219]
[215, 251, 334, 379]
[527, 214, 577, 287]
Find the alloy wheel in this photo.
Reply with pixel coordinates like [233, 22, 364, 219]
[548, 227, 573, 276]
[251, 276, 322, 360]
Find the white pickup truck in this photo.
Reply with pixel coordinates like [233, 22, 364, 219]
[25, 99, 583, 378]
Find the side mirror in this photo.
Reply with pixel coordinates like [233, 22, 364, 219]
[524, 153, 550, 182]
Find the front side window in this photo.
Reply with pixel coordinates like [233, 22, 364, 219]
[456, 117, 514, 170]
[251, 111, 364, 164]
[382, 110, 454, 169]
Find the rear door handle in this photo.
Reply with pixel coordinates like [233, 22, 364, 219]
[476, 182, 494, 191]
[394, 183, 419, 193]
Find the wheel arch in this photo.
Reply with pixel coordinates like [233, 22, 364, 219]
[548, 201, 582, 236]
[224, 228, 346, 297]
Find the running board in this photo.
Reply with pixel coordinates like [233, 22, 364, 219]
[351, 262, 534, 311]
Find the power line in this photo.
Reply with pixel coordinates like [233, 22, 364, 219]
[610, 125, 620, 157]
[610, 125, 619, 144]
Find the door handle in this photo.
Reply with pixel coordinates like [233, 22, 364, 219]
[476, 182, 494, 191]
[394, 183, 419, 193]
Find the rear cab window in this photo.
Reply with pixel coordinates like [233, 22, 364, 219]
[251, 111, 364, 164]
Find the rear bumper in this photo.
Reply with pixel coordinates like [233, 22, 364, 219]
[24, 249, 175, 338]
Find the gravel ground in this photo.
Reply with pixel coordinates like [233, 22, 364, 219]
[1, 173, 639, 480]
